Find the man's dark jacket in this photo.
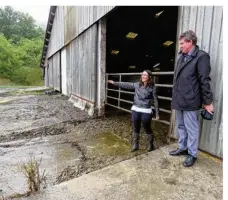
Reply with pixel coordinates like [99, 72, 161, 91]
[171, 45, 213, 111]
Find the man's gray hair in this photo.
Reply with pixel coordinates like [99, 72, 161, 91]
[179, 30, 197, 45]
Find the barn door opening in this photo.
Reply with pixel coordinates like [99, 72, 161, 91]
[105, 6, 178, 125]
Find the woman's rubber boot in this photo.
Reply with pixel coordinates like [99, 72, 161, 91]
[131, 132, 139, 152]
[147, 134, 154, 152]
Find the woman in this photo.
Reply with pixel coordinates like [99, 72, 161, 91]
[108, 70, 159, 152]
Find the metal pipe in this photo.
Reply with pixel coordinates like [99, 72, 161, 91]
[106, 74, 108, 103]
[157, 120, 170, 125]
[107, 88, 134, 95]
[106, 72, 173, 124]
[108, 84, 173, 90]
[118, 75, 121, 107]
[107, 96, 171, 114]
[158, 108, 172, 114]
[158, 96, 172, 101]
[107, 89, 172, 100]
[119, 90, 134, 95]
[106, 103, 131, 113]
[106, 72, 174, 76]
[107, 88, 118, 92]
[151, 72, 174, 75]
[150, 106, 171, 114]
[107, 96, 133, 104]
[106, 103, 170, 125]
[155, 84, 173, 88]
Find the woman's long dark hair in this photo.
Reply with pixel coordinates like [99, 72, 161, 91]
[139, 70, 154, 87]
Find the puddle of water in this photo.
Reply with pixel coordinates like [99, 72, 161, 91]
[0, 118, 162, 197]
[86, 132, 131, 156]
[0, 134, 82, 197]
[1, 89, 170, 198]
[0, 131, 134, 197]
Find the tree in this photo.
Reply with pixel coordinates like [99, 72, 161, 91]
[0, 6, 44, 43]
[0, 6, 44, 85]
[17, 38, 43, 68]
[0, 34, 22, 78]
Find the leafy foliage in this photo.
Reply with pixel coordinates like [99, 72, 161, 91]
[0, 6, 45, 85]
[0, 6, 44, 43]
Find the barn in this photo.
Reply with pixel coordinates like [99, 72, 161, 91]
[40, 6, 223, 158]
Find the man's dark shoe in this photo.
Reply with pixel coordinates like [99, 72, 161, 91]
[169, 148, 188, 156]
[183, 155, 197, 167]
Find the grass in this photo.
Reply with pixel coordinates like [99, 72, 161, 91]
[0, 77, 14, 86]
[0, 77, 48, 96]
[0, 77, 43, 89]
[20, 156, 47, 194]
[8, 90, 46, 96]
[2, 156, 47, 199]
[0, 77, 29, 88]
[0, 85, 35, 89]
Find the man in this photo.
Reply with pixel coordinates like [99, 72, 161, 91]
[170, 30, 214, 167]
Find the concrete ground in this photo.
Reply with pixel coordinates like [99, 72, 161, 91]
[0, 87, 223, 200]
[20, 143, 223, 200]
[0, 87, 168, 198]
[0, 87, 90, 141]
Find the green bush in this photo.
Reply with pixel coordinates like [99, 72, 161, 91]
[0, 6, 45, 86]
[11, 67, 43, 86]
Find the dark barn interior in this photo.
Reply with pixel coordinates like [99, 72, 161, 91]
[105, 6, 178, 122]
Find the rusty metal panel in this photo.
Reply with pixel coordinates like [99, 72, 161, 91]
[176, 6, 223, 158]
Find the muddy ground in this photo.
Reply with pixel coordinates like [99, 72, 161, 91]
[0, 87, 169, 198]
